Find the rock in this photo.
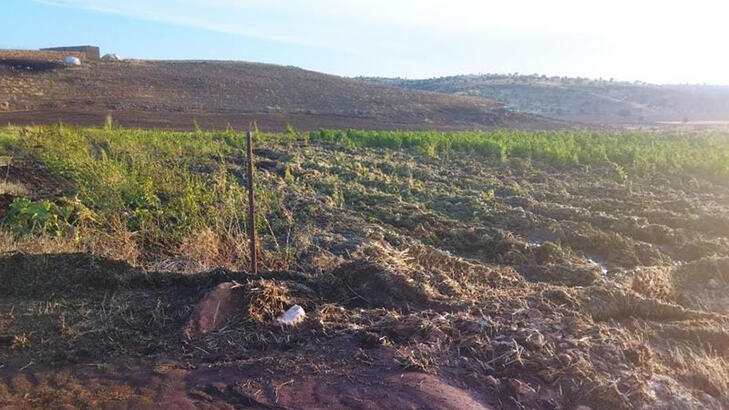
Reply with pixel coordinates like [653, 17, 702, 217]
[184, 282, 243, 339]
[707, 278, 720, 289]
[277, 305, 306, 326]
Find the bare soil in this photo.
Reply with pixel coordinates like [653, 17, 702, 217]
[1, 338, 491, 409]
[0, 52, 565, 131]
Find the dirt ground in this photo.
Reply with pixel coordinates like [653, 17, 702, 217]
[2, 123, 729, 409]
[0, 108, 557, 134]
[0, 53, 565, 132]
[1, 337, 492, 409]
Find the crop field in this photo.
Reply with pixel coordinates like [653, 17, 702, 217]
[1, 124, 729, 408]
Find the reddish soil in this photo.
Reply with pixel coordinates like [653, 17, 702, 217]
[0, 52, 565, 131]
[0, 350, 492, 409]
[0, 252, 500, 409]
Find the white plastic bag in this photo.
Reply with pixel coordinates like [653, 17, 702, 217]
[276, 305, 305, 326]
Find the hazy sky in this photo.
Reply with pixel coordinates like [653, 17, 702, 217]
[3, 0, 728, 84]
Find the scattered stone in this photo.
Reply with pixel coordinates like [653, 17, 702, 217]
[184, 282, 243, 339]
[277, 305, 306, 326]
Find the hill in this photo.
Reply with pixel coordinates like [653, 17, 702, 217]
[0, 52, 562, 131]
[361, 74, 729, 126]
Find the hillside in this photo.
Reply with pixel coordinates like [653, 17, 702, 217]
[0, 52, 561, 131]
[362, 74, 729, 125]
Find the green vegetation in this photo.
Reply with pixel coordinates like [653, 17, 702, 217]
[0, 125, 297, 267]
[1, 124, 728, 270]
[311, 129, 729, 178]
[3, 198, 73, 237]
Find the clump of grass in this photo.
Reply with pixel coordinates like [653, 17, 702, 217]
[244, 279, 291, 323]
[669, 346, 729, 397]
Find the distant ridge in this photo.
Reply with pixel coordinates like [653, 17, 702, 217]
[360, 74, 729, 126]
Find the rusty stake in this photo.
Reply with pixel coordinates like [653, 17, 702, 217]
[246, 129, 258, 274]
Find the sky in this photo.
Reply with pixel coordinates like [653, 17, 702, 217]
[2, 0, 728, 84]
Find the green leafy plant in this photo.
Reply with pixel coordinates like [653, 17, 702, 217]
[3, 198, 73, 237]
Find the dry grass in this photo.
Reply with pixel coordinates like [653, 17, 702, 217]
[176, 228, 227, 272]
[0, 230, 79, 255]
[244, 279, 292, 323]
[669, 346, 729, 398]
[0, 182, 28, 197]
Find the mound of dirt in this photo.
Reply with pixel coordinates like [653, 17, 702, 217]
[183, 282, 244, 339]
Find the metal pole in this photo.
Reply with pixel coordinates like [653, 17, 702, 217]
[246, 129, 258, 274]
